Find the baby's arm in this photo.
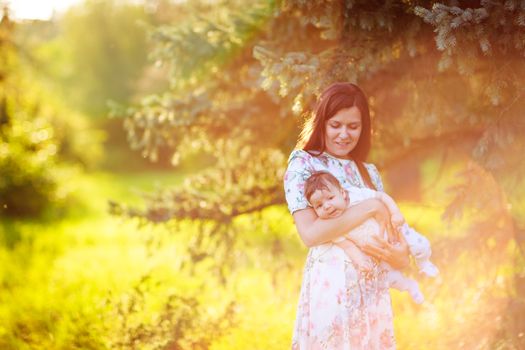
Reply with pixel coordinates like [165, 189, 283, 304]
[373, 191, 405, 229]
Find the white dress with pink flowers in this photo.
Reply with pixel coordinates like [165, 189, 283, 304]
[284, 149, 396, 350]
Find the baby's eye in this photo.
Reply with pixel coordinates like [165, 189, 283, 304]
[329, 196, 334, 199]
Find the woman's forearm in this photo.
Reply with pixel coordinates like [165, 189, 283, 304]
[293, 199, 381, 247]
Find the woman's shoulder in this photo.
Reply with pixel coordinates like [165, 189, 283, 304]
[284, 150, 317, 214]
[287, 149, 319, 163]
[286, 150, 316, 176]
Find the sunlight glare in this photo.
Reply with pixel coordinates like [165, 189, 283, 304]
[7, 0, 82, 20]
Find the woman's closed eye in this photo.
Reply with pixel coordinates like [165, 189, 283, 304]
[329, 122, 360, 130]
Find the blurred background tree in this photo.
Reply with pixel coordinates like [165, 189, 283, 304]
[15, 0, 183, 171]
[58, 0, 149, 116]
[0, 4, 101, 220]
[119, 0, 525, 222]
[1, 2, 241, 348]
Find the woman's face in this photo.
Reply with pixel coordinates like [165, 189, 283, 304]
[324, 106, 362, 159]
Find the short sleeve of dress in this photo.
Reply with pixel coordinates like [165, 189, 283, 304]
[283, 150, 315, 214]
[365, 163, 385, 192]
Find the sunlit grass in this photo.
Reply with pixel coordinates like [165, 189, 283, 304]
[0, 171, 184, 349]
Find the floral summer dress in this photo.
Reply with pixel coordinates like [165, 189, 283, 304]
[284, 149, 396, 350]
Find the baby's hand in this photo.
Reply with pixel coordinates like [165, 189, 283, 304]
[391, 213, 405, 230]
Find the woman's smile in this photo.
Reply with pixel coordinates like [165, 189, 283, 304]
[335, 140, 351, 147]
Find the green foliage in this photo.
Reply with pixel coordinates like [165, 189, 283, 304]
[58, 0, 151, 117]
[111, 142, 285, 223]
[17, 0, 209, 171]
[113, 0, 291, 216]
[150, 0, 274, 89]
[102, 272, 235, 350]
[0, 7, 102, 218]
[0, 109, 72, 218]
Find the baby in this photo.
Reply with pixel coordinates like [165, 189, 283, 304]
[304, 171, 439, 304]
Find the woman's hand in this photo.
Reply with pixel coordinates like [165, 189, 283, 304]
[360, 232, 410, 270]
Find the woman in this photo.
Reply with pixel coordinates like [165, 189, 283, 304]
[284, 82, 409, 349]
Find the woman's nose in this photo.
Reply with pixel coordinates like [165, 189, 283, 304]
[339, 128, 350, 139]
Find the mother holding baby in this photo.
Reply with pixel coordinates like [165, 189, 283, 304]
[285, 82, 410, 349]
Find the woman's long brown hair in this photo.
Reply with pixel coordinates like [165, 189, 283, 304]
[297, 82, 376, 190]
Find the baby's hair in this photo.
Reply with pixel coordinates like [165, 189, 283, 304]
[304, 171, 343, 203]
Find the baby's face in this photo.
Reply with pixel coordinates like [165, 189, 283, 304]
[309, 183, 347, 219]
